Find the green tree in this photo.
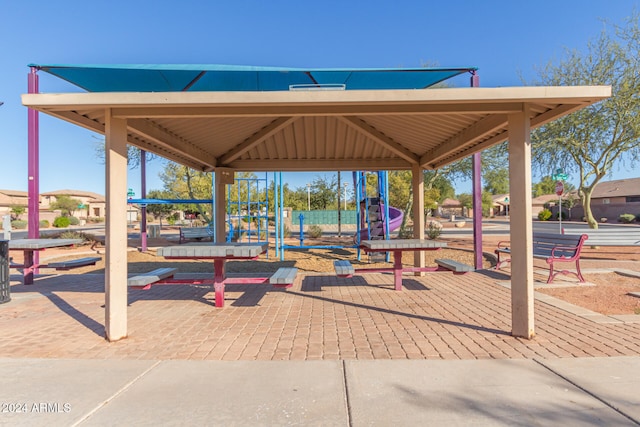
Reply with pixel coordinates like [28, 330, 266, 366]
[431, 174, 456, 201]
[160, 164, 214, 223]
[424, 188, 441, 215]
[483, 168, 509, 195]
[457, 193, 473, 213]
[458, 192, 494, 217]
[559, 193, 580, 220]
[287, 186, 309, 211]
[532, 176, 558, 197]
[51, 195, 82, 217]
[310, 174, 337, 210]
[531, 14, 640, 228]
[481, 191, 495, 217]
[10, 206, 25, 220]
[533, 175, 576, 197]
[145, 190, 175, 227]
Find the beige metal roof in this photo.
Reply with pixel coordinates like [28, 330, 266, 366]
[22, 85, 611, 173]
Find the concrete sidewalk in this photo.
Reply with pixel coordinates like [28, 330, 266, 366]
[1, 357, 639, 426]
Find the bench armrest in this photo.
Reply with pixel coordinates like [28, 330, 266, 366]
[496, 240, 510, 249]
[549, 244, 579, 258]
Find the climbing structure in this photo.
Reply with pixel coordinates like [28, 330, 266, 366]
[354, 171, 403, 262]
[226, 173, 269, 244]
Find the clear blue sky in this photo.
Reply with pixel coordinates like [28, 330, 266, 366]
[1, 1, 639, 198]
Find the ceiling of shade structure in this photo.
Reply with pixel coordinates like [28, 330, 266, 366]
[23, 64, 610, 172]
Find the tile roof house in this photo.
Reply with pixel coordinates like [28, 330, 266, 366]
[0, 189, 106, 222]
[0, 189, 29, 217]
[571, 177, 640, 222]
[40, 190, 106, 219]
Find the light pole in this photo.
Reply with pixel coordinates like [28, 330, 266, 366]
[343, 182, 348, 210]
[306, 183, 311, 211]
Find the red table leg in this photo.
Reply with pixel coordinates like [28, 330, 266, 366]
[392, 250, 403, 291]
[213, 258, 226, 307]
[23, 250, 35, 285]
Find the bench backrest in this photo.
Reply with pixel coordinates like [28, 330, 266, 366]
[532, 232, 587, 258]
[181, 227, 211, 235]
[563, 229, 640, 246]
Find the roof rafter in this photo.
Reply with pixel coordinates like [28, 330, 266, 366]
[219, 116, 297, 165]
[128, 119, 217, 169]
[338, 116, 419, 165]
[420, 113, 509, 167]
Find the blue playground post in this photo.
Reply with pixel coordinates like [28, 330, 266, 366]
[298, 213, 305, 246]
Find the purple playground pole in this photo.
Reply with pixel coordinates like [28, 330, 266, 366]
[28, 67, 40, 269]
[470, 71, 483, 269]
[140, 150, 147, 251]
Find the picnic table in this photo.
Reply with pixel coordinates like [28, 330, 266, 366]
[9, 239, 99, 285]
[358, 239, 448, 290]
[155, 242, 296, 308]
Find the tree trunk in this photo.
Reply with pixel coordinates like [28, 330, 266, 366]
[582, 190, 598, 229]
[398, 194, 413, 236]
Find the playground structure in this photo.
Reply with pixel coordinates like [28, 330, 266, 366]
[273, 171, 403, 262]
[353, 171, 403, 261]
[130, 170, 401, 262]
[225, 173, 269, 245]
[128, 173, 270, 248]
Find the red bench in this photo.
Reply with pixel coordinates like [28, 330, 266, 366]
[495, 232, 588, 284]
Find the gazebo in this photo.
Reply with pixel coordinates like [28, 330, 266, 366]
[21, 64, 610, 341]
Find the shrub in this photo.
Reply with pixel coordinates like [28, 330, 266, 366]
[636, 214, 640, 222]
[53, 216, 70, 228]
[398, 226, 414, 238]
[68, 216, 80, 225]
[426, 220, 443, 240]
[555, 211, 567, 220]
[87, 217, 105, 223]
[39, 219, 50, 228]
[619, 213, 636, 224]
[11, 220, 27, 229]
[308, 225, 323, 238]
[538, 209, 552, 221]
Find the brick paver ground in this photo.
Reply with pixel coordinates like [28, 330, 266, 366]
[2, 263, 639, 361]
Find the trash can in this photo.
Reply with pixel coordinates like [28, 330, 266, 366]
[147, 224, 160, 238]
[0, 240, 10, 304]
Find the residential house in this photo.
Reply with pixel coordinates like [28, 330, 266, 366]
[0, 189, 29, 218]
[570, 177, 640, 222]
[40, 190, 106, 220]
[439, 198, 464, 218]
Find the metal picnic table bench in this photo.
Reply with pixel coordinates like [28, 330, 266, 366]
[129, 243, 297, 308]
[333, 239, 473, 291]
[8, 239, 100, 285]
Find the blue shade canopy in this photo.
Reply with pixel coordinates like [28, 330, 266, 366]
[29, 64, 477, 92]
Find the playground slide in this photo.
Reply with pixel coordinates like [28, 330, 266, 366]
[357, 206, 404, 241]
